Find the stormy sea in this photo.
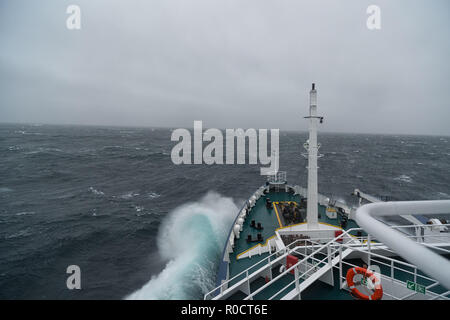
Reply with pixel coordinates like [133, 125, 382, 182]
[0, 123, 449, 299]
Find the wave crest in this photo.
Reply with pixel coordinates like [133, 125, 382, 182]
[126, 192, 238, 300]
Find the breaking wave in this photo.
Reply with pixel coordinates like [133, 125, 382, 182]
[88, 187, 105, 196]
[394, 175, 413, 183]
[126, 192, 238, 300]
[148, 192, 161, 199]
[15, 211, 36, 216]
[119, 191, 140, 199]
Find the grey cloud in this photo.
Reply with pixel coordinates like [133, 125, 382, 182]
[0, 0, 449, 135]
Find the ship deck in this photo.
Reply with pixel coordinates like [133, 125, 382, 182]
[218, 189, 450, 300]
[227, 190, 362, 289]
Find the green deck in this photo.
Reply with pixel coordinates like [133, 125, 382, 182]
[228, 191, 298, 286]
[226, 190, 364, 297]
[228, 191, 360, 280]
[223, 190, 447, 300]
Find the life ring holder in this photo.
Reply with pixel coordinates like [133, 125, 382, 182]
[346, 267, 383, 300]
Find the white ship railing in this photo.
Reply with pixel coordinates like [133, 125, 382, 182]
[333, 240, 450, 300]
[205, 222, 450, 300]
[204, 230, 331, 300]
[204, 229, 354, 300]
[258, 227, 450, 300]
[246, 236, 351, 300]
[355, 200, 450, 289]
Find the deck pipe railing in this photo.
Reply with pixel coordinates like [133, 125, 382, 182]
[205, 221, 450, 299]
[355, 200, 450, 290]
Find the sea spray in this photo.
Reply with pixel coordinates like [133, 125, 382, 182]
[126, 192, 238, 299]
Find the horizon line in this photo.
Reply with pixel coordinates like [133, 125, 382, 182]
[0, 120, 449, 138]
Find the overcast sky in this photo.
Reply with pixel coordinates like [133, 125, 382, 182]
[0, 0, 449, 135]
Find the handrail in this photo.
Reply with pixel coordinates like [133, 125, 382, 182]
[268, 245, 343, 300]
[253, 227, 450, 300]
[355, 200, 450, 290]
[204, 227, 360, 299]
[213, 222, 450, 296]
[337, 258, 448, 300]
[205, 221, 450, 299]
[243, 230, 357, 300]
[245, 245, 335, 300]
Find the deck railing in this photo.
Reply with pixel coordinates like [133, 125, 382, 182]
[256, 226, 450, 300]
[355, 200, 450, 289]
[204, 222, 450, 300]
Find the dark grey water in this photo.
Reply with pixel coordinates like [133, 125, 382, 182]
[0, 123, 449, 299]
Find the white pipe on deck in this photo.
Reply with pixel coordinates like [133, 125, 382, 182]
[355, 200, 450, 290]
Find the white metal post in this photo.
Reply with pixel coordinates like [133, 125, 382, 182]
[327, 244, 332, 266]
[306, 83, 320, 229]
[246, 270, 252, 300]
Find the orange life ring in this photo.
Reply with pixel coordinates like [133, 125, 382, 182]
[346, 267, 383, 300]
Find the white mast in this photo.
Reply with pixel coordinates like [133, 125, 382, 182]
[304, 83, 323, 229]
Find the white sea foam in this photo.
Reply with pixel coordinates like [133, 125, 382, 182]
[8, 146, 22, 151]
[5, 228, 33, 239]
[126, 192, 238, 300]
[119, 191, 139, 199]
[14, 130, 42, 136]
[15, 211, 36, 216]
[89, 187, 105, 196]
[394, 175, 413, 183]
[25, 147, 63, 155]
[148, 192, 160, 199]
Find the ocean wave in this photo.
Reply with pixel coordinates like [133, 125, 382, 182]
[0, 187, 13, 193]
[148, 192, 160, 199]
[394, 175, 413, 183]
[89, 187, 105, 196]
[24, 147, 63, 155]
[119, 191, 139, 199]
[4, 228, 33, 239]
[126, 192, 238, 300]
[14, 130, 43, 136]
[15, 211, 36, 216]
[101, 146, 125, 151]
[135, 205, 153, 217]
[7, 146, 22, 151]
